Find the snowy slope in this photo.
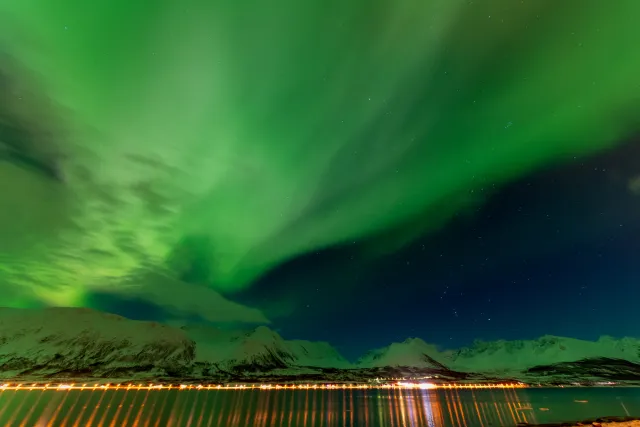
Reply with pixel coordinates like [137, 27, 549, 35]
[286, 340, 353, 369]
[357, 338, 450, 369]
[181, 325, 351, 371]
[3, 307, 639, 383]
[449, 335, 640, 373]
[353, 335, 640, 382]
[181, 325, 296, 371]
[0, 307, 195, 379]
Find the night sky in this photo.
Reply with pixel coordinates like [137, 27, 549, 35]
[240, 140, 640, 359]
[1, 1, 639, 360]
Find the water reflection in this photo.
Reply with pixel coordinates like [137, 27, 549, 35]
[0, 387, 637, 426]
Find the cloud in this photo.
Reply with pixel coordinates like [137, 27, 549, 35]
[104, 271, 270, 324]
[628, 176, 640, 195]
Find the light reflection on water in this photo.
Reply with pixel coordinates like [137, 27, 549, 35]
[1, 387, 639, 426]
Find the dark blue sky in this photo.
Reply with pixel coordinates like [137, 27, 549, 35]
[92, 138, 640, 361]
[234, 138, 640, 360]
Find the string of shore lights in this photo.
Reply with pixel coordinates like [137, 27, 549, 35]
[0, 382, 527, 391]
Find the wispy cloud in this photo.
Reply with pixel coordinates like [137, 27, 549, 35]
[628, 176, 640, 195]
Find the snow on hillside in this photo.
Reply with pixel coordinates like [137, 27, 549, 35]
[0, 307, 195, 379]
[2, 307, 638, 383]
[357, 338, 450, 369]
[181, 325, 351, 371]
[353, 334, 640, 382]
[449, 335, 640, 373]
[286, 340, 353, 369]
[181, 325, 297, 371]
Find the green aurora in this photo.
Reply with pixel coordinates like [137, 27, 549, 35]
[0, 0, 639, 321]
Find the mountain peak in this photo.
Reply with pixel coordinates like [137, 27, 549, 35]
[357, 337, 447, 369]
[0, 306, 195, 379]
[402, 337, 427, 346]
[2, 308, 640, 382]
[252, 325, 279, 338]
[451, 335, 640, 372]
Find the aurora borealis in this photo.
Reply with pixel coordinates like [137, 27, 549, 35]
[1, 1, 639, 348]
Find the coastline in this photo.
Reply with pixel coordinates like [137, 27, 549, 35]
[525, 418, 640, 427]
[0, 381, 526, 390]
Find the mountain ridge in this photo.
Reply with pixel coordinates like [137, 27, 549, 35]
[0, 307, 195, 379]
[1, 307, 639, 384]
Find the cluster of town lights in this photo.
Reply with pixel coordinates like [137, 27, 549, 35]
[0, 382, 526, 391]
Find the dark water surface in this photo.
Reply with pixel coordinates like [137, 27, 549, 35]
[1, 387, 639, 426]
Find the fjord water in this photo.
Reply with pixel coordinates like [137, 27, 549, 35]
[1, 387, 639, 426]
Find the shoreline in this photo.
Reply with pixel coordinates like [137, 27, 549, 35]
[0, 381, 525, 390]
[2, 380, 640, 389]
[525, 418, 640, 427]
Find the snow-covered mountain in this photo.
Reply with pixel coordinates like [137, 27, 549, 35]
[357, 338, 450, 370]
[0, 307, 195, 379]
[449, 335, 640, 373]
[359, 335, 640, 383]
[2, 307, 640, 383]
[181, 325, 296, 372]
[181, 324, 351, 372]
[286, 340, 353, 369]
[0, 308, 352, 380]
